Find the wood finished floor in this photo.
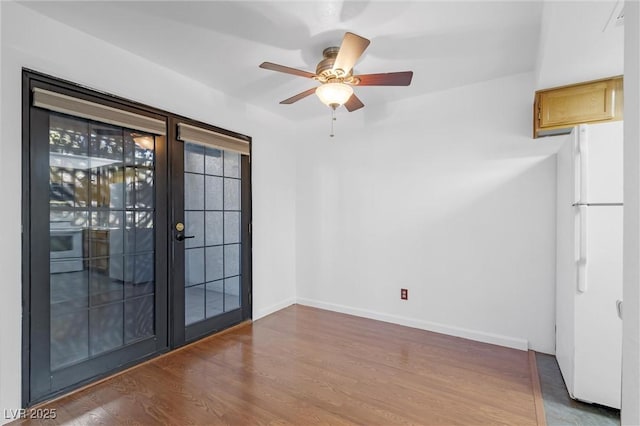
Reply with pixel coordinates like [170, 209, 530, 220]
[14, 305, 540, 425]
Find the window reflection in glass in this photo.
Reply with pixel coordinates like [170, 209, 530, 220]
[48, 113, 157, 370]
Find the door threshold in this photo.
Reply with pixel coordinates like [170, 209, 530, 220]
[28, 319, 252, 410]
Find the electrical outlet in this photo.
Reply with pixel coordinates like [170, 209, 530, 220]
[401, 288, 408, 300]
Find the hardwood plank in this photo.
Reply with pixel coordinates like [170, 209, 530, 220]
[216, 320, 531, 422]
[12, 305, 540, 425]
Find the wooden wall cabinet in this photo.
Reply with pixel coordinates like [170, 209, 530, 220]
[534, 76, 623, 138]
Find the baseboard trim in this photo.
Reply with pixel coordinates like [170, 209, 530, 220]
[296, 298, 529, 351]
[253, 297, 296, 321]
[528, 350, 547, 426]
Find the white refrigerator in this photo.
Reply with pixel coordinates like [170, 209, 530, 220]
[556, 122, 623, 409]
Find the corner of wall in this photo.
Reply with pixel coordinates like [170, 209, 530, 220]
[253, 298, 297, 322]
[622, 1, 640, 423]
[533, 0, 552, 90]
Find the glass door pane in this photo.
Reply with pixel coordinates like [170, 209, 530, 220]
[183, 144, 242, 326]
[31, 110, 165, 401]
[49, 114, 157, 366]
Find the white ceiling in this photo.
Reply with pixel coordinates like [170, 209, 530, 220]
[20, 1, 543, 120]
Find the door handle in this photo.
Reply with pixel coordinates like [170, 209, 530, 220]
[617, 300, 623, 319]
[176, 234, 195, 242]
[577, 205, 588, 293]
[578, 124, 589, 203]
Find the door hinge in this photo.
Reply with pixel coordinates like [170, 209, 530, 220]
[248, 292, 252, 304]
[248, 223, 252, 234]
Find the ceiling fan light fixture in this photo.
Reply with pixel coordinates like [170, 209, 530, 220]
[260, 32, 412, 114]
[315, 82, 353, 109]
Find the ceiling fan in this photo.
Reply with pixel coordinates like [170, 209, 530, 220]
[259, 32, 413, 112]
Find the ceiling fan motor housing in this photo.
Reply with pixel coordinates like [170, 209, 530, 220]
[315, 46, 359, 84]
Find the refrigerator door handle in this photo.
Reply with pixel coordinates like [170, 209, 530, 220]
[577, 205, 588, 293]
[573, 129, 581, 204]
[616, 300, 623, 319]
[578, 124, 589, 204]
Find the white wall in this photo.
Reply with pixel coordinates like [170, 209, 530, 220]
[0, 2, 297, 418]
[535, 1, 624, 89]
[0, 2, 5, 421]
[623, 2, 640, 424]
[295, 72, 561, 353]
[251, 137, 297, 319]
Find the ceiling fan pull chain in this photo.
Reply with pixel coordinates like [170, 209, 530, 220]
[330, 109, 336, 138]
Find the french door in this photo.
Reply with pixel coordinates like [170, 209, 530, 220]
[24, 75, 169, 404]
[23, 71, 252, 406]
[169, 118, 252, 345]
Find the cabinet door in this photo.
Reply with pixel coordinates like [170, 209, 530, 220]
[539, 80, 616, 128]
[534, 76, 623, 138]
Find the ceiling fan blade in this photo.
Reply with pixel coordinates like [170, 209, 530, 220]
[280, 87, 317, 104]
[355, 71, 414, 86]
[259, 62, 316, 79]
[332, 32, 371, 76]
[344, 93, 364, 112]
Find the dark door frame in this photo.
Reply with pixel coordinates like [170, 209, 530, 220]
[168, 116, 253, 346]
[21, 69, 252, 407]
[22, 70, 170, 406]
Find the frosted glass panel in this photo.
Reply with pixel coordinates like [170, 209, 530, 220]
[206, 246, 224, 282]
[206, 211, 223, 246]
[206, 281, 224, 318]
[224, 244, 240, 277]
[224, 276, 240, 312]
[184, 173, 204, 210]
[224, 178, 240, 210]
[205, 147, 223, 176]
[224, 212, 240, 244]
[184, 143, 243, 326]
[185, 285, 205, 325]
[206, 176, 223, 210]
[223, 151, 241, 178]
[185, 211, 204, 248]
[185, 248, 205, 286]
[184, 143, 205, 174]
